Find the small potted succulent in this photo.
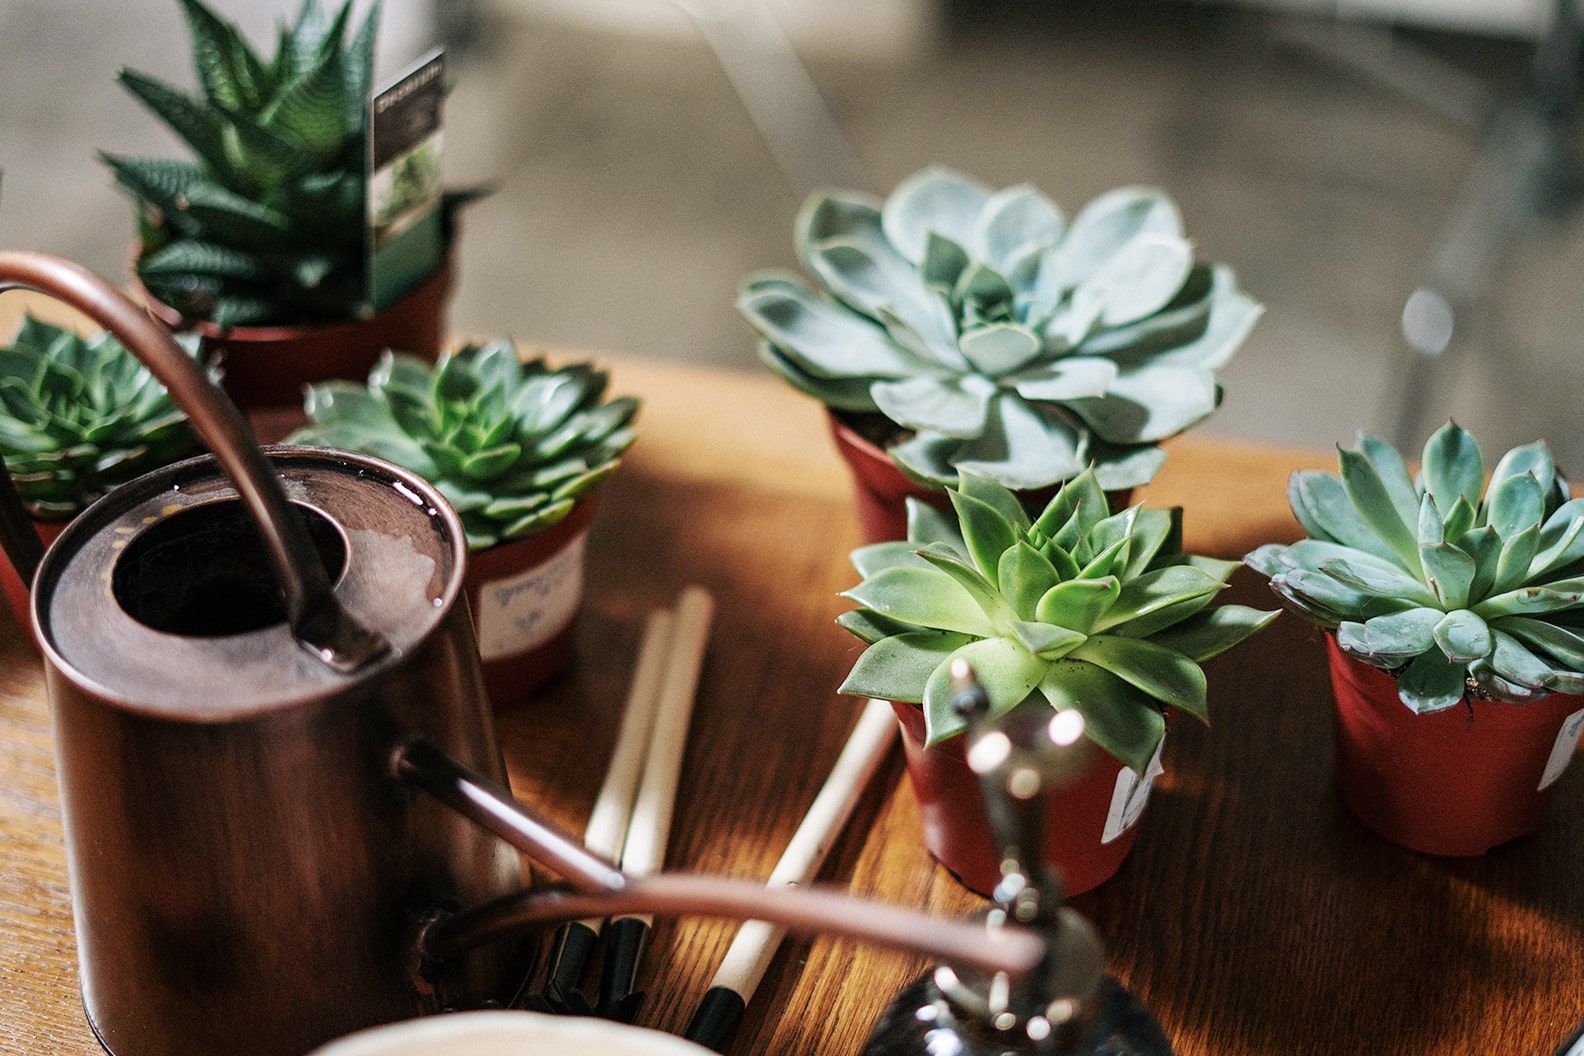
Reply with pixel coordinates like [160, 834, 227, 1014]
[1247, 423, 1584, 856]
[741, 166, 1262, 542]
[291, 340, 638, 704]
[103, 0, 471, 409]
[839, 467, 1276, 894]
[0, 317, 206, 624]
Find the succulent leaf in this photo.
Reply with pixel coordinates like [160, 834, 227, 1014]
[291, 343, 635, 550]
[749, 168, 1256, 491]
[843, 472, 1273, 762]
[0, 318, 207, 519]
[1250, 424, 1584, 709]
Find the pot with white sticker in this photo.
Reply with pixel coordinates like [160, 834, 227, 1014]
[1248, 424, 1584, 856]
[291, 341, 637, 706]
[839, 470, 1276, 896]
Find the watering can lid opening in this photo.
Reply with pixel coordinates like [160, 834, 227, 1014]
[33, 446, 468, 721]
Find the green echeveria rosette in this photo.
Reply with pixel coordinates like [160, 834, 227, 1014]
[1247, 422, 1584, 713]
[0, 317, 208, 519]
[837, 466, 1277, 772]
[740, 166, 1263, 493]
[290, 340, 638, 551]
[103, 0, 478, 327]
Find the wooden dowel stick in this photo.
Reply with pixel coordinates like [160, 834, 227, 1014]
[585, 609, 676, 861]
[617, 585, 716, 915]
[706, 697, 897, 1002]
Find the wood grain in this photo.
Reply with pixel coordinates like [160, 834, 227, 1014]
[2, 298, 1583, 1055]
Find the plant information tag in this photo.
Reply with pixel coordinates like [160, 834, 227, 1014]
[1102, 738, 1166, 845]
[475, 533, 588, 661]
[367, 48, 445, 310]
[1538, 707, 1584, 792]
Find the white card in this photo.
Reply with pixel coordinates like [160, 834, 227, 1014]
[1538, 707, 1584, 792]
[474, 533, 587, 661]
[1102, 737, 1166, 845]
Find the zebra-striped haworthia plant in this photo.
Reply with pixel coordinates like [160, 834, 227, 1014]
[1247, 423, 1584, 713]
[104, 0, 476, 326]
[838, 468, 1277, 771]
[741, 166, 1262, 492]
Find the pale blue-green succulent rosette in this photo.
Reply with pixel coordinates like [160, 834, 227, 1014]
[741, 166, 1262, 492]
[1247, 422, 1584, 712]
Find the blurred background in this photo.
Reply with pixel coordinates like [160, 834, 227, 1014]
[3, 0, 1583, 462]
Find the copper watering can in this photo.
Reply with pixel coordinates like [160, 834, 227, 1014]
[0, 252, 1053, 1056]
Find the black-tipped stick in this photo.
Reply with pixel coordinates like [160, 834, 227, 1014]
[538, 608, 676, 1011]
[600, 586, 714, 1020]
[682, 698, 897, 1050]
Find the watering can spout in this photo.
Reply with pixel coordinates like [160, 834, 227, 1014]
[0, 250, 389, 671]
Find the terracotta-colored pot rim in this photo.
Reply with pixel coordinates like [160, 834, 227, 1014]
[133, 246, 454, 343]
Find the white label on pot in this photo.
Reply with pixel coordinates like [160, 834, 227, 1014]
[475, 533, 588, 661]
[1538, 707, 1584, 791]
[1102, 738, 1166, 845]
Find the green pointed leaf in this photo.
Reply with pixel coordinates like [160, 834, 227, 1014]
[871, 376, 990, 439]
[1342, 607, 1443, 663]
[1492, 524, 1540, 596]
[905, 497, 963, 550]
[1396, 650, 1468, 714]
[916, 543, 1017, 625]
[1432, 609, 1492, 664]
[922, 637, 1047, 745]
[1008, 620, 1087, 660]
[836, 608, 914, 645]
[951, 395, 1089, 490]
[1489, 629, 1555, 690]
[1473, 578, 1584, 618]
[840, 565, 996, 636]
[1486, 472, 1544, 541]
[998, 542, 1060, 619]
[1095, 564, 1223, 635]
[1317, 555, 1437, 607]
[1071, 633, 1207, 720]
[958, 323, 1043, 376]
[1039, 659, 1167, 774]
[840, 630, 972, 702]
[948, 488, 1019, 585]
[1357, 434, 1420, 529]
[1490, 440, 1555, 498]
[1418, 543, 1476, 609]
[1036, 576, 1121, 634]
[972, 184, 1064, 269]
[1496, 617, 1584, 672]
[1338, 447, 1420, 569]
[738, 278, 914, 379]
[1149, 605, 1278, 662]
[882, 166, 991, 264]
[1442, 495, 1476, 541]
[1420, 421, 1483, 516]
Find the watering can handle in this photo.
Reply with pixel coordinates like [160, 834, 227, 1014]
[0, 251, 388, 672]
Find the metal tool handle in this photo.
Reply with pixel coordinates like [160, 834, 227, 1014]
[0, 251, 387, 671]
[393, 736, 1049, 983]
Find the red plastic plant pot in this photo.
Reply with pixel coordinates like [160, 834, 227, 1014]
[0, 518, 65, 635]
[464, 496, 599, 709]
[827, 412, 1132, 544]
[1325, 635, 1584, 857]
[136, 256, 453, 411]
[890, 700, 1162, 897]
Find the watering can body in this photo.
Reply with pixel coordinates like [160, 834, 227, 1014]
[0, 251, 1060, 1056]
[37, 447, 526, 1055]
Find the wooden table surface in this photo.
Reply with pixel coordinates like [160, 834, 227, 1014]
[2, 298, 1583, 1056]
